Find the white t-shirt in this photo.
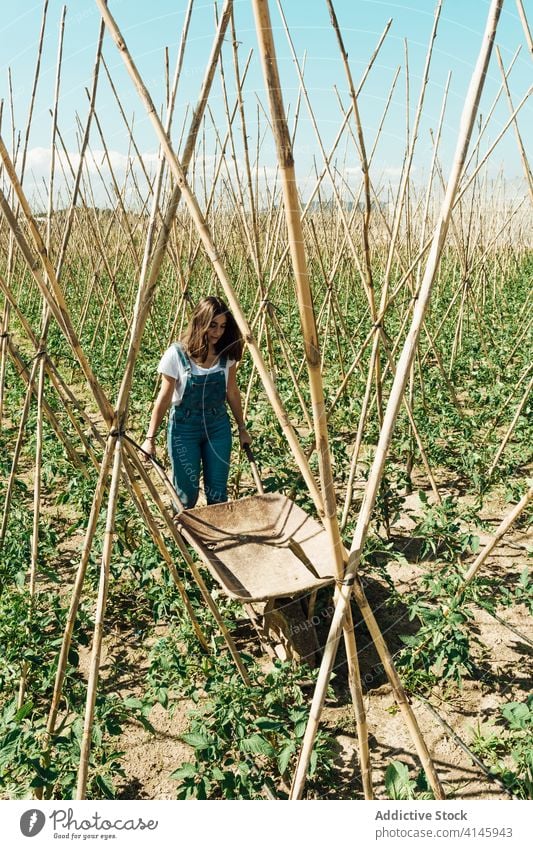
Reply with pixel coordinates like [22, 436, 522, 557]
[158, 344, 235, 405]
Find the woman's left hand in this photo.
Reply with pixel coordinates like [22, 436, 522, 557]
[238, 428, 251, 448]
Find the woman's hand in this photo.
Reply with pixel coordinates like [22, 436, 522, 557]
[238, 427, 251, 448]
[140, 436, 156, 459]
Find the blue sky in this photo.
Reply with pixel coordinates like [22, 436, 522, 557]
[1, 0, 531, 206]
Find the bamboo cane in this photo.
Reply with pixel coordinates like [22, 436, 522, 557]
[487, 375, 533, 479]
[76, 434, 122, 799]
[0, 303, 11, 430]
[216, 57, 264, 288]
[0, 351, 49, 545]
[266, 301, 314, 431]
[276, 0, 376, 320]
[340, 334, 380, 531]
[325, 0, 384, 419]
[15, 334, 47, 714]
[18, 5, 67, 713]
[490, 362, 532, 428]
[495, 47, 533, 204]
[44, 433, 116, 744]
[264, 21, 395, 303]
[515, 0, 533, 57]
[503, 310, 533, 367]
[229, 16, 263, 282]
[461, 487, 532, 585]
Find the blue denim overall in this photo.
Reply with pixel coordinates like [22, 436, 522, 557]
[167, 344, 231, 509]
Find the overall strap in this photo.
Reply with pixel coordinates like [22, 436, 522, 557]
[173, 342, 191, 378]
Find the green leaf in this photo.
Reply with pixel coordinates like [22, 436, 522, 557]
[384, 760, 415, 800]
[123, 697, 145, 710]
[0, 740, 19, 768]
[278, 743, 294, 776]
[180, 732, 211, 750]
[95, 773, 116, 799]
[170, 762, 196, 779]
[294, 718, 308, 738]
[519, 568, 530, 589]
[14, 702, 34, 722]
[156, 688, 168, 708]
[240, 734, 275, 757]
[2, 701, 17, 724]
[501, 702, 531, 730]
[256, 718, 283, 732]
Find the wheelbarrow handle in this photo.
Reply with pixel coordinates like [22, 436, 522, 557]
[243, 443, 264, 495]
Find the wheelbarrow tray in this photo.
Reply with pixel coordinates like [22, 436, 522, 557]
[176, 492, 336, 602]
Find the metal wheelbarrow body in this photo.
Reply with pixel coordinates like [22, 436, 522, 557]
[176, 492, 335, 603]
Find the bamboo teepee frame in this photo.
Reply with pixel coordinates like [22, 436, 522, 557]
[0, 0, 530, 801]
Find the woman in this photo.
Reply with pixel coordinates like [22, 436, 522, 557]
[141, 296, 251, 509]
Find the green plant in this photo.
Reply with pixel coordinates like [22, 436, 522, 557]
[0, 698, 127, 800]
[394, 557, 482, 691]
[413, 492, 480, 563]
[470, 696, 533, 799]
[396, 599, 479, 690]
[384, 760, 434, 799]
[372, 466, 412, 537]
[171, 659, 335, 799]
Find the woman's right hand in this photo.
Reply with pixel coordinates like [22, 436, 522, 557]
[140, 437, 156, 459]
[238, 428, 251, 448]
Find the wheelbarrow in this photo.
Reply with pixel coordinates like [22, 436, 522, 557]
[152, 444, 336, 662]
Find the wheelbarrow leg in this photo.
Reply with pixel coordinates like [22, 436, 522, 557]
[245, 598, 321, 667]
[243, 602, 279, 661]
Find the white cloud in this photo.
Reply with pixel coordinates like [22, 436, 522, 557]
[20, 146, 161, 209]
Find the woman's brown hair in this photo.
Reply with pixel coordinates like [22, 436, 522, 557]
[182, 296, 243, 363]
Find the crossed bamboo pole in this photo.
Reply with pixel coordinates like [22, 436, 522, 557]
[251, 0, 373, 798]
[0, 3, 253, 796]
[290, 0, 504, 799]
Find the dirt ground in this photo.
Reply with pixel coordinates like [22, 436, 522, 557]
[82, 480, 531, 800]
